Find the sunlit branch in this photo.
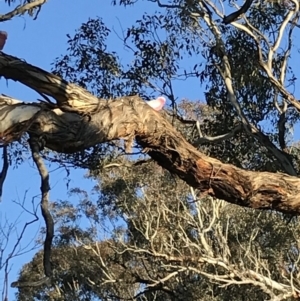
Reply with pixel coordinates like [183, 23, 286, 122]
[231, 21, 264, 62]
[229, 12, 300, 116]
[268, 9, 297, 71]
[243, 17, 270, 49]
[202, 0, 224, 19]
[275, 14, 298, 152]
[122, 243, 293, 297]
[273, 93, 282, 114]
[280, 15, 298, 85]
[0, 0, 46, 22]
[201, 12, 251, 128]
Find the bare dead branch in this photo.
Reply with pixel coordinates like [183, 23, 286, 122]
[0, 198, 40, 289]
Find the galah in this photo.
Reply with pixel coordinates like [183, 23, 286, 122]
[147, 96, 166, 111]
[0, 31, 7, 51]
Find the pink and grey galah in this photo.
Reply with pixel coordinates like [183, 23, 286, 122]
[147, 96, 166, 111]
[0, 31, 7, 51]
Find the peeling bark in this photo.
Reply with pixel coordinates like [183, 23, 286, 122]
[0, 53, 300, 214]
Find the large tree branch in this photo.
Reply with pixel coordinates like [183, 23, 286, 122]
[1, 53, 300, 214]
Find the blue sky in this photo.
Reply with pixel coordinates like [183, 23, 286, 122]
[0, 0, 299, 300]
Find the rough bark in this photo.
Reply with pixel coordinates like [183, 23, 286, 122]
[0, 53, 300, 214]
